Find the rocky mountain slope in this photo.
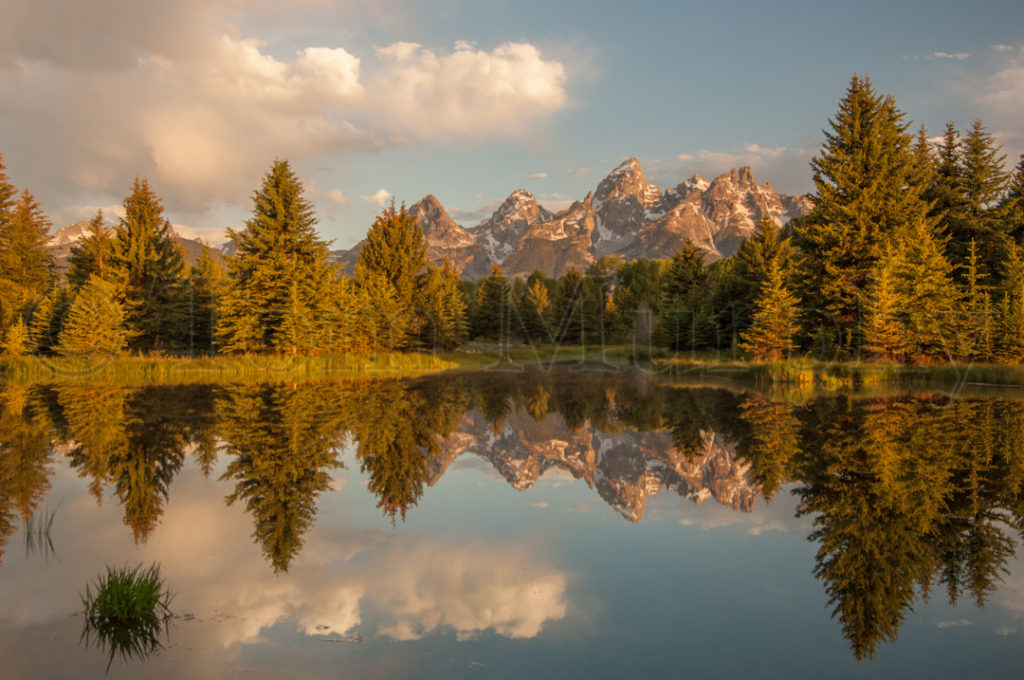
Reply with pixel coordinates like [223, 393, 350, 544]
[49, 221, 213, 269]
[336, 158, 811, 279]
[428, 409, 761, 522]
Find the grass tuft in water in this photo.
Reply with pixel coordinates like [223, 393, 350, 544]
[23, 505, 58, 560]
[81, 564, 173, 670]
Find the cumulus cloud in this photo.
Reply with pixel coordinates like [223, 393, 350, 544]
[529, 172, 548, 180]
[992, 44, 1016, 52]
[0, 1, 569, 230]
[366, 41, 567, 140]
[974, 46, 1024, 157]
[360, 188, 392, 206]
[325, 188, 350, 205]
[931, 51, 971, 60]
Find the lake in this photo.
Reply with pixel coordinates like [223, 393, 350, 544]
[2, 367, 1024, 678]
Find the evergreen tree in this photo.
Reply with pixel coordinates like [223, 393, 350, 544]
[184, 246, 224, 355]
[112, 179, 187, 351]
[656, 242, 711, 350]
[0, 152, 16, 218]
[864, 246, 906, 361]
[473, 263, 511, 341]
[958, 240, 995, 360]
[996, 244, 1024, 362]
[56, 276, 126, 356]
[216, 160, 334, 354]
[738, 258, 801, 361]
[355, 201, 428, 348]
[66, 209, 117, 289]
[3, 317, 29, 356]
[522, 274, 553, 342]
[1004, 154, 1024, 244]
[795, 74, 931, 356]
[551, 267, 588, 345]
[0, 190, 54, 333]
[28, 284, 71, 354]
[956, 120, 1010, 275]
[419, 261, 468, 351]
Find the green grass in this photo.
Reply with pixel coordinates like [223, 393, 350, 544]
[81, 564, 173, 670]
[0, 351, 458, 385]
[23, 505, 57, 560]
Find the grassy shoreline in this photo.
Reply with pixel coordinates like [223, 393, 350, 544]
[2, 346, 1023, 389]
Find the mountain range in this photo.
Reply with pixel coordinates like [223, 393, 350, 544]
[335, 158, 811, 279]
[48, 220, 212, 270]
[47, 158, 811, 280]
[429, 408, 760, 522]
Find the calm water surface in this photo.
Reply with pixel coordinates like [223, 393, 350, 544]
[2, 368, 1024, 678]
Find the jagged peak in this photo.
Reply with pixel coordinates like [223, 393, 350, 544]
[413, 194, 445, 210]
[610, 156, 643, 175]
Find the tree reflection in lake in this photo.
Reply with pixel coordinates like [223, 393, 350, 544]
[1, 372, 1024, 661]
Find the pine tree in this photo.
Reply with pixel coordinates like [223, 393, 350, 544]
[957, 120, 1010, 275]
[864, 246, 906, 361]
[184, 246, 224, 355]
[795, 74, 931, 356]
[523, 275, 553, 342]
[66, 209, 117, 289]
[0, 152, 17, 220]
[958, 240, 995, 360]
[1005, 154, 1024, 244]
[738, 258, 801, 361]
[216, 159, 334, 354]
[0, 190, 54, 333]
[112, 179, 187, 351]
[56, 276, 126, 356]
[28, 284, 71, 354]
[551, 267, 587, 345]
[995, 244, 1024, 362]
[656, 242, 711, 350]
[355, 201, 428, 348]
[419, 261, 468, 351]
[3, 317, 29, 356]
[473, 263, 511, 341]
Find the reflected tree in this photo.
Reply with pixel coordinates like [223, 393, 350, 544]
[218, 384, 346, 573]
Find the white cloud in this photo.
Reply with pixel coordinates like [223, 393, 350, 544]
[974, 46, 1024, 159]
[0, 2, 570, 232]
[993, 44, 1016, 52]
[931, 51, 971, 60]
[529, 172, 548, 180]
[366, 41, 567, 140]
[565, 168, 589, 176]
[361, 188, 392, 206]
[325, 188, 350, 205]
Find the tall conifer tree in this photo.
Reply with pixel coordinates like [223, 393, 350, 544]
[66, 209, 117, 289]
[0, 190, 54, 334]
[795, 74, 931, 356]
[112, 179, 187, 351]
[216, 159, 334, 354]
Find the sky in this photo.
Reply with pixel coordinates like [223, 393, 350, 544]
[1, 0, 1023, 249]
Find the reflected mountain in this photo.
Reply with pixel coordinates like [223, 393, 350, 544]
[2, 371, 1024, 662]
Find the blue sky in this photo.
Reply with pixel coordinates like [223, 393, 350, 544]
[1, 0, 1022, 247]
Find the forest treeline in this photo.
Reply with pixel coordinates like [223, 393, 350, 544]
[1, 74, 1023, 363]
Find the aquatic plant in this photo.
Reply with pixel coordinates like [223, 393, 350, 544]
[23, 505, 57, 560]
[81, 563, 173, 670]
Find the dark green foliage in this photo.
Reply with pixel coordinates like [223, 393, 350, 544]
[217, 160, 334, 354]
[739, 258, 801, 360]
[795, 74, 931, 355]
[356, 201, 429, 349]
[473, 263, 511, 340]
[112, 179, 187, 352]
[419, 261, 469, 351]
[28, 284, 72, 354]
[81, 563, 172, 670]
[219, 384, 345, 572]
[67, 209, 117, 290]
[656, 242, 712, 350]
[184, 246, 224, 355]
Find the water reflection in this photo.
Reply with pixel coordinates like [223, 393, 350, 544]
[1, 372, 1024, 662]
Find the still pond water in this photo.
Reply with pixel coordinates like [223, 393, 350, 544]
[2, 368, 1024, 678]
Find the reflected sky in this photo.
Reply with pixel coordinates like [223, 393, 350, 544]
[2, 373, 1024, 678]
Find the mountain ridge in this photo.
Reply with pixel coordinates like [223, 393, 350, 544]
[334, 158, 811, 279]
